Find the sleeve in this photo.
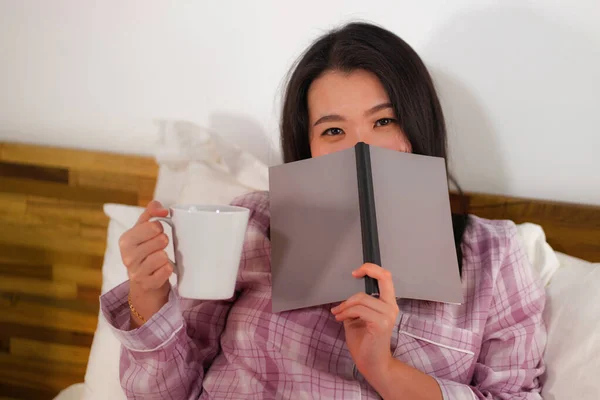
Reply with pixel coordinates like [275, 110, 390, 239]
[100, 280, 234, 399]
[99, 191, 270, 399]
[435, 224, 547, 400]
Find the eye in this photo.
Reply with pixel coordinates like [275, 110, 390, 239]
[375, 118, 395, 127]
[322, 127, 344, 136]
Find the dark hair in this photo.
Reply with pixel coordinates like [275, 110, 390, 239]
[280, 22, 468, 273]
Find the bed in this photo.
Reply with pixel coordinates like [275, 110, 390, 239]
[0, 139, 598, 400]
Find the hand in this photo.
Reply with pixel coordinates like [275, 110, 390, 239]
[118, 200, 171, 325]
[331, 263, 399, 381]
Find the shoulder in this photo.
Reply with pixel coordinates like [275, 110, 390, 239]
[230, 191, 270, 236]
[461, 215, 520, 262]
[460, 215, 533, 292]
[462, 215, 542, 298]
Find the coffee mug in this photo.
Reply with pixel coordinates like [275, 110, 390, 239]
[152, 204, 250, 299]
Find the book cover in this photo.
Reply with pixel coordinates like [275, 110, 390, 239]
[269, 143, 463, 313]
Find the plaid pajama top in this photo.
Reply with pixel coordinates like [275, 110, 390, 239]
[101, 191, 546, 399]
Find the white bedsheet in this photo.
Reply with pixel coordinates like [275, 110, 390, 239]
[53, 383, 85, 400]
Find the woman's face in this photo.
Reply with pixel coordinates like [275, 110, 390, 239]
[308, 69, 412, 158]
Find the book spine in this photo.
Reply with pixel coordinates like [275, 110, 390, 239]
[354, 143, 381, 297]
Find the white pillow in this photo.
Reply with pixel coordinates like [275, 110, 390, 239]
[83, 204, 175, 400]
[516, 223, 600, 398]
[152, 162, 190, 207]
[53, 383, 86, 400]
[152, 120, 269, 206]
[516, 223, 560, 286]
[178, 161, 258, 205]
[82, 315, 127, 400]
[541, 254, 600, 399]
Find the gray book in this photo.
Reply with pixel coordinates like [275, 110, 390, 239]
[269, 143, 463, 313]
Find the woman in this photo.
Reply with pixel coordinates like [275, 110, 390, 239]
[102, 22, 546, 399]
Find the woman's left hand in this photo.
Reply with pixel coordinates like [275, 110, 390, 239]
[331, 263, 399, 380]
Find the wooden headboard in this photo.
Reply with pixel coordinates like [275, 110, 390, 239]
[0, 142, 158, 398]
[450, 192, 600, 263]
[0, 141, 598, 398]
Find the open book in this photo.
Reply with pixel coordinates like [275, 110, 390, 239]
[269, 143, 463, 313]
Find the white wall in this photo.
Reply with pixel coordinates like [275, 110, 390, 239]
[1, 0, 599, 205]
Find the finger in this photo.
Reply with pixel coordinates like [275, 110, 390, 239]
[140, 264, 173, 291]
[352, 263, 397, 305]
[331, 292, 389, 316]
[138, 250, 170, 277]
[334, 304, 381, 324]
[122, 221, 164, 247]
[122, 234, 169, 269]
[136, 200, 169, 224]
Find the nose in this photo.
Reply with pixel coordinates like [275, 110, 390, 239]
[353, 130, 374, 146]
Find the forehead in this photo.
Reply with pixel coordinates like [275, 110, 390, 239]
[307, 69, 390, 118]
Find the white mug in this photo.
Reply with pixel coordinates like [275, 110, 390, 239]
[152, 204, 250, 299]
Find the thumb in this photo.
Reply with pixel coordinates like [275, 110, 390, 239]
[136, 200, 169, 224]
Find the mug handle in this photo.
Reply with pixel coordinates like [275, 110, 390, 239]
[149, 216, 180, 276]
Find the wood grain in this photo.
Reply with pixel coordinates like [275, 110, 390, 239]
[451, 192, 600, 262]
[0, 263, 53, 280]
[0, 177, 138, 206]
[0, 142, 158, 179]
[27, 195, 109, 227]
[0, 161, 69, 184]
[53, 265, 103, 289]
[0, 382, 57, 400]
[0, 295, 98, 335]
[69, 170, 156, 206]
[0, 223, 106, 256]
[0, 322, 94, 349]
[10, 338, 90, 366]
[0, 292, 99, 316]
[0, 353, 86, 394]
[0, 193, 26, 216]
[77, 285, 102, 306]
[0, 276, 77, 299]
[0, 244, 104, 270]
[0, 141, 157, 399]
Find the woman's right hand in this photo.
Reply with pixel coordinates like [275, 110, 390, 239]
[119, 200, 172, 327]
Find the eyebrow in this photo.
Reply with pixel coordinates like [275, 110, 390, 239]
[312, 103, 394, 126]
